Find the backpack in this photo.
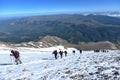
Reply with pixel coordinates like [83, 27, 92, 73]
[13, 51, 19, 58]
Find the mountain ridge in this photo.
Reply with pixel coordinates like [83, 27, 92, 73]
[0, 36, 120, 50]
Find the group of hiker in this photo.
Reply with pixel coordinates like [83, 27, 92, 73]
[10, 48, 110, 65]
[73, 49, 82, 55]
[52, 49, 82, 59]
[10, 49, 68, 64]
[52, 50, 67, 59]
[94, 49, 109, 52]
[10, 49, 82, 65]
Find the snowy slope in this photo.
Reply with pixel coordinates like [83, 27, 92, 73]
[0, 47, 120, 80]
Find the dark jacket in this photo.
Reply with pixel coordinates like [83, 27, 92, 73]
[59, 51, 63, 55]
[53, 50, 57, 55]
[12, 51, 20, 58]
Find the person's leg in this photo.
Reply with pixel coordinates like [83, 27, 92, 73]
[55, 54, 57, 59]
[18, 58, 22, 64]
[15, 58, 18, 65]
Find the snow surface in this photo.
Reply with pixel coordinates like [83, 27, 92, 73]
[0, 46, 120, 80]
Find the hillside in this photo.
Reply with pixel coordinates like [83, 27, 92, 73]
[0, 48, 120, 80]
[0, 14, 120, 43]
[14, 36, 120, 50]
[13, 35, 70, 48]
[75, 41, 118, 50]
[0, 36, 120, 50]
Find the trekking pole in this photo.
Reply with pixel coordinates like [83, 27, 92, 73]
[10, 54, 15, 65]
[10, 54, 13, 64]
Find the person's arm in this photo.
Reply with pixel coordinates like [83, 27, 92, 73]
[10, 54, 13, 56]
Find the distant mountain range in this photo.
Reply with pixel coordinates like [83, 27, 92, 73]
[1, 11, 120, 19]
[0, 14, 120, 44]
[0, 36, 119, 50]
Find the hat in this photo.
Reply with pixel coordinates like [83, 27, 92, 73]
[11, 50, 14, 53]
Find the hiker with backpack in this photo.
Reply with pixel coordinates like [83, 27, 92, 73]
[10, 50, 22, 65]
[80, 49, 82, 54]
[73, 50, 75, 55]
[59, 50, 63, 58]
[64, 51, 67, 56]
[52, 50, 58, 59]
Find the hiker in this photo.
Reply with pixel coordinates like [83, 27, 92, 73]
[52, 50, 58, 59]
[64, 51, 67, 56]
[94, 49, 100, 52]
[10, 50, 22, 65]
[59, 50, 63, 58]
[80, 49, 82, 54]
[73, 50, 75, 55]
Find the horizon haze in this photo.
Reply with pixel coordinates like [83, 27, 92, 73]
[0, 0, 120, 17]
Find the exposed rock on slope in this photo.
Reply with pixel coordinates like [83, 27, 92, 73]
[0, 41, 13, 48]
[14, 36, 119, 50]
[76, 41, 118, 50]
[14, 36, 70, 48]
[115, 41, 120, 49]
[0, 36, 120, 50]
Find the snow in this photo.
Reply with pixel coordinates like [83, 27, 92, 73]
[0, 46, 120, 80]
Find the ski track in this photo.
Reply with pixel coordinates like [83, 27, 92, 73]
[0, 50, 120, 80]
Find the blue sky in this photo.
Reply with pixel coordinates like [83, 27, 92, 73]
[0, 0, 120, 16]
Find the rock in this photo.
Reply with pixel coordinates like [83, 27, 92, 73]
[65, 70, 72, 74]
[22, 68, 29, 72]
[95, 72, 100, 74]
[31, 73, 34, 75]
[89, 73, 94, 75]
[113, 71, 119, 75]
[70, 74, 84, 80]
[97, 67, 104, 72]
